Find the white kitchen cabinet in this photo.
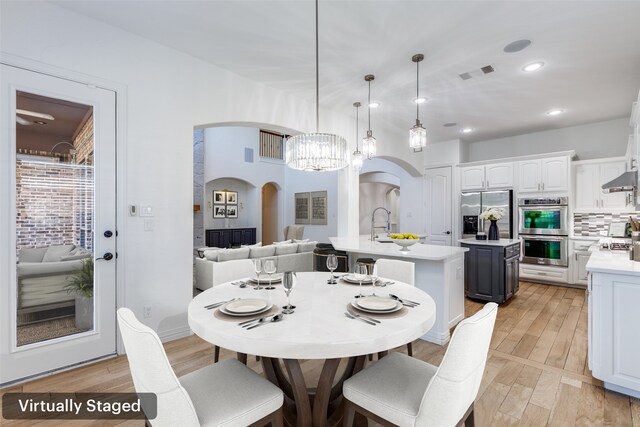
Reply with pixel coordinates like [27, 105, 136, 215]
[574, 159, 627, 212]
[460, 162, 513, 191]
[570, 239, 593, 286]
[589, 270, 640, 398]
[518, 157, 568, 193]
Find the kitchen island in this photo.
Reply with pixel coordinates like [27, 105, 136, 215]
[330, 236, 468, 345]
[586, 250, 640, 398]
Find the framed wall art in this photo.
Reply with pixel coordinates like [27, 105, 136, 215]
[213, 205, 226, 218]
[294, 192, 310, 225]
[213, 190, 226, 204]
[226, 191, 238, 205]
[310, 191, 328, 225]
[226, 205, 238, 218]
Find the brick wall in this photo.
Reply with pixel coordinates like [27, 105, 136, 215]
[74, 115, 93, 165]
[16, 160, 94, 251]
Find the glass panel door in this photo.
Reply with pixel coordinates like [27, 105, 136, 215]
[522, 209, 561, 230]
[15, 92, 95, 346]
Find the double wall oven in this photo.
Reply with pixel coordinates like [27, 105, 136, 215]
[518, 197, 569, 267]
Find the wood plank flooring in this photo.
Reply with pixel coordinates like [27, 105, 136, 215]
[1, 281, 639, 426]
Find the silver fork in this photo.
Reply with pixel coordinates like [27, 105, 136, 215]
[205, 297, 238, 310]
[347, 310, 381, 324]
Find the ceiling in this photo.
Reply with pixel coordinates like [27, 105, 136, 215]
[17, 91, 91, 153]
[53, 1, 640, 144]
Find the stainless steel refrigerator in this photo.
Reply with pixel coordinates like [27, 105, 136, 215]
[461, 190, 513, 239]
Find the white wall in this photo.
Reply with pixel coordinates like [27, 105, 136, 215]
[465, 118, 629, 162]
[360, 158, 425, 235]
[0, 2, 354, 343]
[359, 182, 399, 235]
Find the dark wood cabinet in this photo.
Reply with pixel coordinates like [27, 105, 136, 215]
[462, 242, 520, 303]
[205, 228, 256, 248]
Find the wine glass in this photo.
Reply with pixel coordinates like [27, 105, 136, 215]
[370, 264, 379, 297]
[326, 253, 338, 284]
[263, 258, 277, 290]
[354, 264, 368, 299]
[282, 271, 296, 314]
[252, 258, 262, 290]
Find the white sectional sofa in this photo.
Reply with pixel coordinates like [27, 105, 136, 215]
[194, 240, 316, 291]
[17, 244, 91, 310]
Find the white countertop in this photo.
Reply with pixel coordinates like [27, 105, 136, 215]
[330, 236, 467, 261]
[188, 272, 436, 359]
[586, 250, 640, 276]
[458, 238, 521, 247]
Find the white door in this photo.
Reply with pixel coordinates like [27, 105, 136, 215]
[518, 160, 541, 192]
[485, 162, 514, 189]
[0, 64, 117, 385]
[425, 167, 452, 246]
[541, 157, 569, 192]
[459, 166, 485, 191]
[574, 163, 599, 211]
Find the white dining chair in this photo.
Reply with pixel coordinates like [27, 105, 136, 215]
[211, 259, 255, 362]
[372, 258, 415, 356]
[343, 302, 498, 427]
[117, 308, 284, 427]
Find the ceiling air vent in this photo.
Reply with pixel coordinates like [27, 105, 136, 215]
[481, 65, 495, 74]
[459, 72, 472, 81]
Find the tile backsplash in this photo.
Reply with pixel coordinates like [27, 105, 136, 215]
[573, 213, 639, 236]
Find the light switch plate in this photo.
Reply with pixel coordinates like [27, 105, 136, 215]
[140, 205, 153, 217]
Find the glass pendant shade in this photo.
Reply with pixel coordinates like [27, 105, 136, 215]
[409, 120, 427, 152]
[362, 131, 377, 159]
[286, 133, 349, 171]
[352, 149, 363, 170]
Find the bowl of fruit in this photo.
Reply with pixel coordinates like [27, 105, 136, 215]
[389, 233, 420, 251]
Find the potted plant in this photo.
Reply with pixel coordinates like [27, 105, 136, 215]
[65, 258, 94, 329]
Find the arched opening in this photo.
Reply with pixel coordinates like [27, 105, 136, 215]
[262, 183, 279, 245]
[359, 171, 401, 236]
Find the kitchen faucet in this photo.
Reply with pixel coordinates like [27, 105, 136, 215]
[371, 207, 391, 241]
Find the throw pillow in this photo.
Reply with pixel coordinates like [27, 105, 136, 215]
[60, 249, 91, 261]
[250, 245, 276, 258]
[42, 244, 75, 262]
[242, 242, 262, 248]
[294, 239, 310, 243]
[217, 247, 250, 262]
[203, 249, 221, 261]
[273, 239, 292, 245]
[297, 241, 318, 253]
[275, 243, 298, 255]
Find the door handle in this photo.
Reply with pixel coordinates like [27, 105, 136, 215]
[444, 231, 451, 235]
[96, 252, 114, 261]
[104, 230, 114, 238]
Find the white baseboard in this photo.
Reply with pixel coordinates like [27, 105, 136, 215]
[159, 325, 193, 343]
[421, 329, 450, 346]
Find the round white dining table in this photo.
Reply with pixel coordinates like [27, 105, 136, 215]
[188, 271, 436, 427]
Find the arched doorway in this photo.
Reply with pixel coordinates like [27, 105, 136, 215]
[262, 183, 278, 245]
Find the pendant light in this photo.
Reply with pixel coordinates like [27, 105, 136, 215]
[352, 102, 363, 170]
[409, 53, 427, 152]
[285, 0, 348, 171]
[362, 74, 377, 159]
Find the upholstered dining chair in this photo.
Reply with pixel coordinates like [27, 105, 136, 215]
[343, 302, 498, 427]
[211, 259, 255, 362]
[117, 308, 284, 427]
[372, 258, 415, 356]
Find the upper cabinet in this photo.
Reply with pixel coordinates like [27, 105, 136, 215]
[574, 159, 628, 212]
[460, 162, 513, 191]
[518, 157, 569, 193]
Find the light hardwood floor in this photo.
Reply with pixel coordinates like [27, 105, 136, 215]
[2, 281, 639, 426]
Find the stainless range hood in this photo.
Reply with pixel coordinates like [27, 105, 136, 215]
[602, 171, 637, 193]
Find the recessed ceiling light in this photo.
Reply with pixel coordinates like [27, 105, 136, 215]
[461, 127, 474, 134]
[414, 97, 427, 104]
[504, 39, 532, 53]
[546, 109, 565, 116]
[523, 61, 544, 72]
[369, 102, 380, 108]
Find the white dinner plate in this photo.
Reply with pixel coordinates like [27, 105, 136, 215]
[356, 296, 399, 311]
[350, 299, 402, 314]
[248, 273, 283, 284]
[342, 274, 374, 284]
[222, 298, 270, 314]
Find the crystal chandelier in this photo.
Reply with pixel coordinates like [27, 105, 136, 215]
[285, 0, 348, 171]
[362, 74, 377, 159]
[352, 102, 363, 170]
[409, 54, 427, 152]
